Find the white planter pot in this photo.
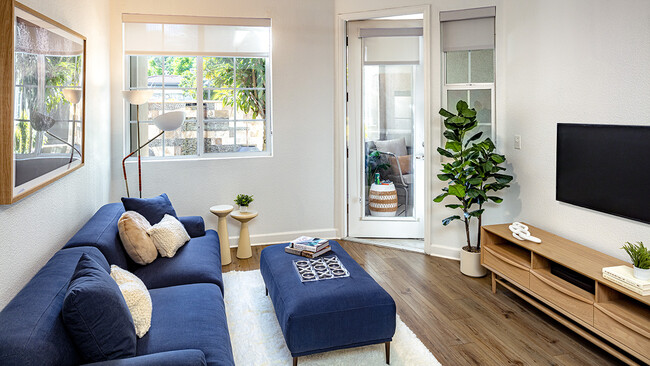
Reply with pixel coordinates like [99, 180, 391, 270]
[460, 247, 487, 277]
[633, 266, 650, 280]
[239, 205, 248, 213]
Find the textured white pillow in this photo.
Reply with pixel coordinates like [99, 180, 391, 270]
[147, 214, 190, 257]
[110, 265, 152, 338]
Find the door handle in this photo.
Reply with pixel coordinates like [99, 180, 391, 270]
[415, 155, 425, 160]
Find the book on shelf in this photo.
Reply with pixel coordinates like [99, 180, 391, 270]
[290, 236, 329, 252]
[285, 245, 331, 259]
[602, 273, 650, 296]
[602, 266, 650, 289]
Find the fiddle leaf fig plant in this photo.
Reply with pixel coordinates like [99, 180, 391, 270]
[434, 100, 513, 252]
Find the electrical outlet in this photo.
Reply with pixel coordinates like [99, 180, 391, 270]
[514, 135, 522, 150]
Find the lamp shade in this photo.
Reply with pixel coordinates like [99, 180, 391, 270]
[62, 88, 82, 104]
[122, 90, 154, 105]
[153, 111, 185, 131]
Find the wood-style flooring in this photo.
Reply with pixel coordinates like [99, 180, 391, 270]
[222, 240, 623, 365]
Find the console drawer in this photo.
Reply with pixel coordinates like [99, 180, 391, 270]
[483, 244, 530, 288]
[530, 270, 593, 324]
[594, 303, 650, 360]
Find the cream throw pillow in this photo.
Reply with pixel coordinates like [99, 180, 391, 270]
[110, 265, 152, 338]
[147, 214, 190, 258]
[117, 211, 158, 265]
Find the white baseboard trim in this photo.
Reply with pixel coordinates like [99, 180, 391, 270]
[228, 228, 338, 248]
[426, 244, 461, 261]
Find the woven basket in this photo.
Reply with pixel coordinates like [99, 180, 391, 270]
[369, 182, 398, 216]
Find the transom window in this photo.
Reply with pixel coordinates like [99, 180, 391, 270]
[123, 15, 271, 158]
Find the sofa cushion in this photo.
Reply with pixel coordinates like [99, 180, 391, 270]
[110, 265, 152, 338]
[122, 194, 177, 225]
[118, 211, 157, 265]
[62, 255, 136, 363]
[148, 214, 190, 258]
[82, 349, 207, 366]
[65, 203, 130, 269]
[374, 137, 407, 156]
[133, 230, 223, 293]
[177, 216, 206, 238]
[136, 284, 234, 366]
[0, 247, 109, 366]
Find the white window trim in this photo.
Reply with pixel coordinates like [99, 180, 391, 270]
[123, 54, 273, 161]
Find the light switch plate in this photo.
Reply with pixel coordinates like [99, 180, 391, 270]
[514, 135, 522, 150]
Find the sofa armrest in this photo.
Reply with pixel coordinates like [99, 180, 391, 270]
[82, 349, 206, 366]
[178, 216, 206, 237]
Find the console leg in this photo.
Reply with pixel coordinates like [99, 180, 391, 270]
[293, 356, 298, 366]
[385, 341, 390, 364]
[491, 272, 497, 294]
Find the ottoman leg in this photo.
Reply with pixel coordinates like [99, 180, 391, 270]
[266, 287, 268, 296]
[385, 341, 390, 364]
[293, 357, 298, 366]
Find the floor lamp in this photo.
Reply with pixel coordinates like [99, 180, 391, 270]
[62, 88, 82, 164]
[122, 90, 153, 198]
[121, 110, 186, 198]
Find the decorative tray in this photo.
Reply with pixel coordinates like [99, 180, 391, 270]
[293, 256, 350, 282]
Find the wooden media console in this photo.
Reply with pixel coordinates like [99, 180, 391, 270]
[481, 223, 650, 366]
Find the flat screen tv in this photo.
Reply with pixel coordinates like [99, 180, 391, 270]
[556, 123, 650, 224]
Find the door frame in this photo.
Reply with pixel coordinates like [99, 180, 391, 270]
[334, 5, 432, 243]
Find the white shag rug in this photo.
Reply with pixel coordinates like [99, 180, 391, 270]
[223, 270, 441, 366]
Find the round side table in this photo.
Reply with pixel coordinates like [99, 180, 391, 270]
[230, 210, 258, 259]
[369, 182, 398, 216]
[210, 205, 234, 266]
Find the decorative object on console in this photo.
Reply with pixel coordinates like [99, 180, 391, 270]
[110, 265, 152, 338]
[602, 266, 650, 296]
[234, 193, 254, 212]
[148, 214, 191, 257]
[508, 222, 542, 243]
[117, 211, 158, 265]
[621, 241, 650, 280]
[1, 2, 86, 204]
[210, 204, 234, 266]
[435, 100, 513, 277]
[121, 91, 176, 198]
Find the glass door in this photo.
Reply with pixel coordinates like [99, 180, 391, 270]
[347, 18, 425, 238]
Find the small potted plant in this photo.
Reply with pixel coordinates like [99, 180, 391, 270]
[234, 194, 254, 213]
[621, 241, 650, 280]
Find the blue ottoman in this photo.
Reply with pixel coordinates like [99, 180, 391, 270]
[260, 241, 396, 365]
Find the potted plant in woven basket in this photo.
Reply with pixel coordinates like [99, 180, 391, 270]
[434, 100, 513, 277]
[621, 241, 650, 280]
[234, 194, 254, 213]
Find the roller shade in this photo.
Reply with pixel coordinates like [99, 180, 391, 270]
[360, 26, 422, 65]
[441, 7, 495, 52]
[123, 14, 270, 57]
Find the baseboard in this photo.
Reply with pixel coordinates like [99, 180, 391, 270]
[228, 228, 338, 247]
[426, 244, 461, 261]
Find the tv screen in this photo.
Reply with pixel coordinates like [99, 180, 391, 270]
[556, 123, 650, 224]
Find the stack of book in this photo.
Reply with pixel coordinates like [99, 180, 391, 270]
[602, 266, 650, 296]
[285, 236, 331, 258]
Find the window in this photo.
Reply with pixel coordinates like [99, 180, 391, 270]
[123, 15, 271, 158]
[441, 7, 495, 142]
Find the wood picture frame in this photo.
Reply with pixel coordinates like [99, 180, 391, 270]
[0, 0, 86, 204]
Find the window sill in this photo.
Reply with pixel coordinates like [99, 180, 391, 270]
[124, 151, 272, 163]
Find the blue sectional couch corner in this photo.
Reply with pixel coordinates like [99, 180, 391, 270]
[0, 202, 234, 366]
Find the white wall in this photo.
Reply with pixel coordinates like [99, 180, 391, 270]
[0, 0, 111, 309]
[337, 0, 650, 261]
[108, 0, 336, 245]
[501, 0, 650, 260]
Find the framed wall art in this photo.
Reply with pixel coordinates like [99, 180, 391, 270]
[0, 1, 86, 204]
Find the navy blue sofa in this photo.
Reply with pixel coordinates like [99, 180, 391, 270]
[0, 203, 234, 366]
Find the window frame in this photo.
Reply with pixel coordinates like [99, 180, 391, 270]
[123, 54, 272, 161]
[441, 50, 496, 144]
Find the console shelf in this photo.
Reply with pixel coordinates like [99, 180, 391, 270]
[481, 223, 650, 366]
